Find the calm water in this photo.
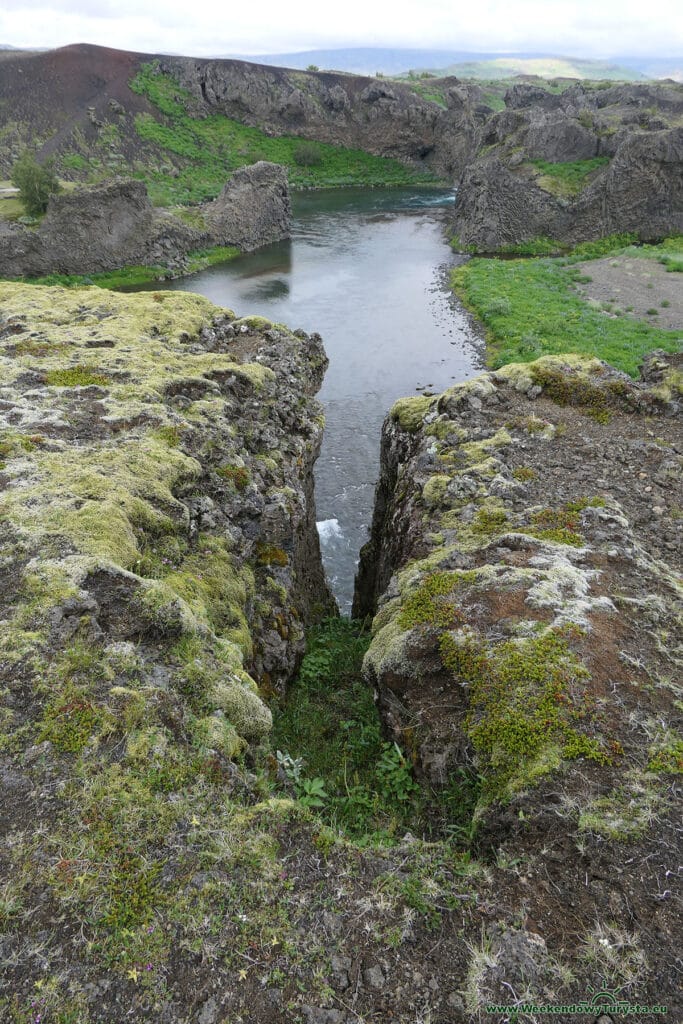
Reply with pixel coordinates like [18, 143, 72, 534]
[159, 188, 483, 611]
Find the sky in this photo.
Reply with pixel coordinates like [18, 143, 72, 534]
[0, 0, 681, 58]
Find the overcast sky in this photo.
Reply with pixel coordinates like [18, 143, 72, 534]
[0, 0, 681, 58]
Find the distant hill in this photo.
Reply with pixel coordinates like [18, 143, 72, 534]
[423, 56, 646, 81]
[235, 47, 680, 81]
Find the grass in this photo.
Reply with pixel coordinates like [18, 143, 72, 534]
[4, 246, 239, 290]
[452, 238, 683, 376]
[128, 61, 439, 205]
[531, 157, 610, 198]
[271, 618, 480, 842]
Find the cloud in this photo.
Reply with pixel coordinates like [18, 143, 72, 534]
[0, 0, 680, 58]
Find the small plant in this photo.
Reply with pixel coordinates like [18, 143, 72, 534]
[297, 776, 328, 808]
[293, 141, 323, 167]
[376, 742, 418, 803]
[276, 749, 305, 784]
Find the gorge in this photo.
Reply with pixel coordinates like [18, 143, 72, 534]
[0, 41, 681, 1024]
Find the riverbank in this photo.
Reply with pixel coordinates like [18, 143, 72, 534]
[452, 235, 683, 375]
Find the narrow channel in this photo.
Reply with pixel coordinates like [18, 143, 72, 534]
[159, 187, 483, 611]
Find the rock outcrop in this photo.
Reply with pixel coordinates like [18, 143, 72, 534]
[451, 82, 683, 250]
[163, 56, 488, 180]
[207, 161, 291, 249]
[0, 162, 291, 278]
[0, 282, 333, 725]
[354, 352, 682, 1012]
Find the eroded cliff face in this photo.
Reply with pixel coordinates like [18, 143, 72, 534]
[451, 82, 683, 250]
[162, 56, 488, 180]
[0, 162, 291, 277]
[354, 352, 682, 1012]
[0, 282, 333, 734]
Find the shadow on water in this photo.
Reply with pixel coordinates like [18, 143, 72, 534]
[149, 186, 482, 612]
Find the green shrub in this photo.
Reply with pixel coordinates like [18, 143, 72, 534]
[11, 151, 61, 216]
[293, 141, 323, 167]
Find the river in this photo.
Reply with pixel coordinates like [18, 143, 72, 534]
[157, 188, 483, 611]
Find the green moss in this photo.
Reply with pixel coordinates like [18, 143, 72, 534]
[164, 534, 254, 654]
[152, 424, 183, 447]
[461, 629, 606, 799]
[217, 463, 250, 490]
[524, 527, 584, 546]
[471, 507, 509, 536]
[398, 572, 468, 631]
[390, 395, 434, 433]
[422, 474, 451, 508]
[255, 542, 289, 567]
[39, 685, 114, 754]
[461, 428, 512, 467]
[512, 466, 537, 482]
[45, 365, 110, 387]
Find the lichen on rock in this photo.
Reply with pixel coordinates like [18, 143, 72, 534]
[0, 282, 334, 754]
[356, 348, 681, 815]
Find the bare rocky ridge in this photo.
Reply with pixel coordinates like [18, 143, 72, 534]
[451, 82, 683, 250]
[0, 161, 291, 277]
[353, 351, 682, 1017]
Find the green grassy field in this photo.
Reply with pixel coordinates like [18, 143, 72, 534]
[452, 237, 683, 376]
[128, 62, 438, 205]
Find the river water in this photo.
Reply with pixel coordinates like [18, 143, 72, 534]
[159, 188, 483, 611]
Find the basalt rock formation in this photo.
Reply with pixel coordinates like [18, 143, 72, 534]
[451, 82, 683, 250]
[0, 282, 333, 707]
[0, 161, 291, 278]
[354, 352, 682, 1014]
[163, 54, 489, 180]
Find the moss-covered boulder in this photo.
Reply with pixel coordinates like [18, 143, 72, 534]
[354, 351, 682, 1013]
[0, 281, 334, 747]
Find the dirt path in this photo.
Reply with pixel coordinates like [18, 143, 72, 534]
[574, 254, 683, 331]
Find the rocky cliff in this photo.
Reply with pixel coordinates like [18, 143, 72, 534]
[354, 352, 682, 1014]
[451, 82, 683, 250]
[145, 55, 489, 181]
[0, 162, 290, 278]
